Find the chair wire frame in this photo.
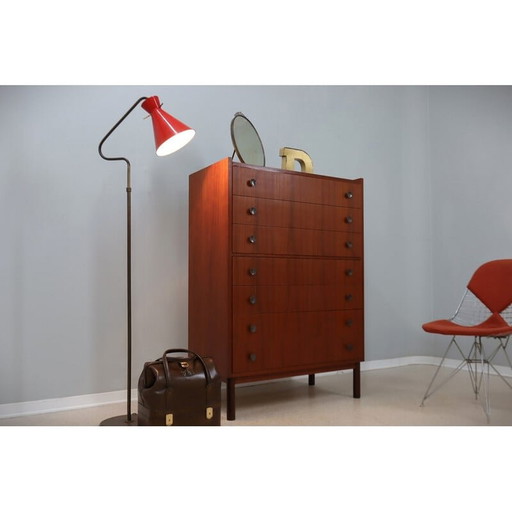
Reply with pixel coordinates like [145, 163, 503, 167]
[420, 290, 512, 421]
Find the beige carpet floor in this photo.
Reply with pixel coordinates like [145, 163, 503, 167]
[1, 364, 511, 426]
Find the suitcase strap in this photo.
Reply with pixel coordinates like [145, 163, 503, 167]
[161, 349, 213, 387]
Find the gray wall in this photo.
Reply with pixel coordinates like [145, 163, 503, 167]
[0, 85, 510, 405]
[429, 86, 512, 319]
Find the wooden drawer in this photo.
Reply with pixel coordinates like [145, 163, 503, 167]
[232, 165, 363, 208]
[233, 224, 363, 257]
[233, 284, 363, 314]
[233, 195, 362, 233]
[233, 257, 363, 286]
[232, 310, 364, 374]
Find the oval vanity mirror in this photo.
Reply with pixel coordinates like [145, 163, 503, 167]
[230, 112, 265, 166]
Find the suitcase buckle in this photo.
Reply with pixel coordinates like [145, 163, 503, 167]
[206, 407, 214, 420]
[179, 362, 189, 369]
[166, 413, 174, 426]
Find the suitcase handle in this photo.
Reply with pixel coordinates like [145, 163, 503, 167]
[161, 349, 213, 388]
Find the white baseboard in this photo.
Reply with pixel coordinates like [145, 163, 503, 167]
[0, 389, 129, 420]
[362, 355, 512, 377]
[1, 355, 511, 419]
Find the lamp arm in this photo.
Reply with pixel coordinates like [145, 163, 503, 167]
[98, 96, 148, 188]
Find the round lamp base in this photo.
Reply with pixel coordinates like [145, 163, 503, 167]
[99, 414, 138, 426]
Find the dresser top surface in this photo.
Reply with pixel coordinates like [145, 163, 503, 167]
[192, 157, 363, 184]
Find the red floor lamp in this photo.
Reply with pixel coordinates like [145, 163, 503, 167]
[98, 95, 195, 426]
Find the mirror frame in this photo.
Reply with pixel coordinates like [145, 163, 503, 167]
[230, 112, 266, 166]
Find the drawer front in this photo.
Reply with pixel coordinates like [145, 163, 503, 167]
[233, 195, 362, 233]
[233, 284, 363, 314]
[233, 257, 363, 286]
[233, 224, 363, 257]
[232, 310, 364, 374]
[232, 165, 362, 208]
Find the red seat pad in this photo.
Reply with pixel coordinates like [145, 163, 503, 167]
[423, 312, 512, 336]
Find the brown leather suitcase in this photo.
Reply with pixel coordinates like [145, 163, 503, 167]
[137, 349, 221, 426]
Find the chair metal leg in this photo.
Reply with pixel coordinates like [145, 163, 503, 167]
[422, 335, 512, 421]
[473, 337, 490, 421]
[421, 336, 487, 407]
[421, 336, 465, 406]
[466, 338, 483, 398]
[487, 336, 512, 391]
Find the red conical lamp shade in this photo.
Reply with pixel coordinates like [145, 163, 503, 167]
[142, 96, 195, 156]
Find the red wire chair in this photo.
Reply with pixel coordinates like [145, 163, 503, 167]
[421, 259, 512, 420]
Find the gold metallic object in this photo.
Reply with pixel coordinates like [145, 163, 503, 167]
[166, 413, 174, 426]
[206, 407, 214, 420]
[279, 147, 314, 173]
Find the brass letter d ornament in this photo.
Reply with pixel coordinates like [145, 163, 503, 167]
[279, 147, 314, 173]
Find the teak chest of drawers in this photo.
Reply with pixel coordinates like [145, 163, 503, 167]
[188, 158, 364, 420]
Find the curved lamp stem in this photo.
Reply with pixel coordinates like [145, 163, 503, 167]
[98, 96, 148, 425]
[98, 96, 148, 188]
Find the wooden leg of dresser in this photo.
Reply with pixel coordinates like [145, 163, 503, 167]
[353, 363, 361, 398]
[227, 378, 236, 421]
[308, 374, 315, 386]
